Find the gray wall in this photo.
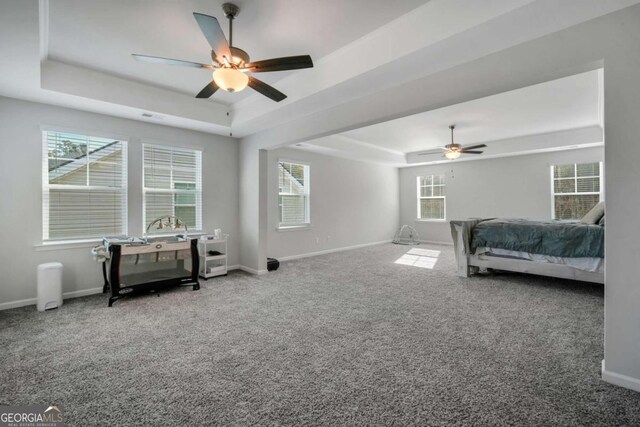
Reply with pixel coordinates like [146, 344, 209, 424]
[603, 32, 640, 389]
[238, 142, 268, 274]
[399, 147, 604, 243]
[267, 148, 399, 259]
[0, 97, 239, 306]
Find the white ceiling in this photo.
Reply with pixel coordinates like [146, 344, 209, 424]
[336, 69, 601, 154]
[1, 0, 637, 150]
[47, 0, 428, 104]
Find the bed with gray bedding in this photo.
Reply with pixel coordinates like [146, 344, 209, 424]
[470, 218, 604, 258]
[450, 213, 605, 283]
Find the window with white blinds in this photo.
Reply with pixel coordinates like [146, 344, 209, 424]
[552, 162, 602, 220]
[143, 144, 202, 233]
[278, 160, 310, 227]
[43, 131, 128, 241]
[417, 175, 446, 220]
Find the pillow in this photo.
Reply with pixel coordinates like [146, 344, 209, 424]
[599, 215, 605, 226]
[581, 201, 605, 225]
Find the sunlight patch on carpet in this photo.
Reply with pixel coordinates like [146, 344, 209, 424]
[394, 248, 440, 269]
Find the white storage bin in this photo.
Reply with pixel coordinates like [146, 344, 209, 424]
[37, 262, 63, 311]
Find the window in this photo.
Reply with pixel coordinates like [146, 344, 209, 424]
[552, 162, 602, 220]
[143, 144, 202, 232]
[417, 175, 445, 220]
[173, 182, 197, 227]
[278, 161, 310, 227]
[43, 131, 128, 241]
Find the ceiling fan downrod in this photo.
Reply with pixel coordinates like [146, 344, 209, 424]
[221, 3, 250, 66]
[222, 3, 239, 47]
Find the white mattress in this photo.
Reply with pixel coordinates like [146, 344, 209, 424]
[475, 247, 604, 273]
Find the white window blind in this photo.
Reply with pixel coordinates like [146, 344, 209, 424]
[278, 161, 310, 227]
[143, 144, 202, 233]
[43, 131, 128, 241]
[417, 175, 446, 220]
[552, 162, 602, 220]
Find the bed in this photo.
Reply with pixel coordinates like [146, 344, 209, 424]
[450, 214, 605, 284]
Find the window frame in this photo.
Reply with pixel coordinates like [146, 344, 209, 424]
[142, 143, 203, 235]
[42, 130, 129, 243]
[277, 159, 311, 229]
[550, 161, 603, 220]
[416, 175, 446, 221]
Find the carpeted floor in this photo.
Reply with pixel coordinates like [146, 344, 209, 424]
[1, 243, 639, 426]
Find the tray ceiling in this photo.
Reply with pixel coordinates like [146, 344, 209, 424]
[47, 0, 428, 104]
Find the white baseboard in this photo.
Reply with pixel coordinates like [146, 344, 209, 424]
[602, 359, 640, 393]
[277, 240, 392, 262]
[63, 287, 103, 299]
[235, 265, 268, 275]
[0, 286, 104, 311]
[0, 297, 38, 311]
[417, 239, 453, 246]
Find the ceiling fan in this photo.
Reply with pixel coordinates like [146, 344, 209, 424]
[417, 125, 487, 159]
[132, 3, 313, 102]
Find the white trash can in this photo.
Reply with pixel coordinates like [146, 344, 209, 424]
[37, 262, 63, 311]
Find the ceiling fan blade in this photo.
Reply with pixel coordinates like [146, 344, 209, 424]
[132, 54, 215, 70]
[416, 147, 448, 155]
[193, 12, 231, 61]
[195, 80, 220, 99]
[244, 55, 314, 73]
[248, 76, 287, 102]
[460, 150, 484, 154]
[462, 144, 487, 150]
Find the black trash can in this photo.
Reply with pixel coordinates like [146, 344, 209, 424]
[267, 258, 280, 271]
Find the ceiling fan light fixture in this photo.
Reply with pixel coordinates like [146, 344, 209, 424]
[213, 67, 249, 92]
[445, 150, 461, 160]
[445, 125, 461, 160]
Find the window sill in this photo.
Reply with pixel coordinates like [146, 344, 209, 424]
[144, 231, 204, 238]
[34, 232, 208, 252]
[277, 225, 312, 232]
[35, 239, 103, 252]
[415, 219, 447, 223]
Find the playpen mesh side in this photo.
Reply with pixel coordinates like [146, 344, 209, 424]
[393, 225, 420, 245]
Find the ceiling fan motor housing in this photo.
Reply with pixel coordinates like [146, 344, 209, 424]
[229, 47, 250, 65]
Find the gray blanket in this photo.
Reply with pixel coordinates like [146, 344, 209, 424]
[469, 218, 604, 258]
